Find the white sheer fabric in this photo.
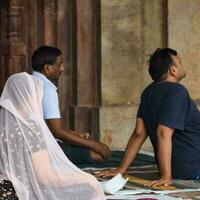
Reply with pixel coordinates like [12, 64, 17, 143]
[0, 72, 106, 200]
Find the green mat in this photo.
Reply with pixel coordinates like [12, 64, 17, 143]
[78, 151, 156, 169]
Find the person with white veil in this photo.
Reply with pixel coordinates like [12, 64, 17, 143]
[0, 72, 106, 200]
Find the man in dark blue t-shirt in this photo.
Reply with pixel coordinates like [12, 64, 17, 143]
[97, 48, 200, 186]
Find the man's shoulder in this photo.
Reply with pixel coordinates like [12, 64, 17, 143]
[141, 82, 188, 99]
[32, 72, 57, 91]
[169, 82, 188, 95]
[170, 82, 186, 89]
[144, 82, 187, 92]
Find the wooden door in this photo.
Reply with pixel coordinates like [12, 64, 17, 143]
[0, 0, 43, 94]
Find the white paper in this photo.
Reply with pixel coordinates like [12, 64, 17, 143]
[106, 194, 182, 199]
[154, 188, 200, 195]
[116, 189, 152, 195]
[101, 173, 128, 194]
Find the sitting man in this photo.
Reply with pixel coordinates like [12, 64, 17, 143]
[98, 48, 200, 186]
[32, 46, 111, 164]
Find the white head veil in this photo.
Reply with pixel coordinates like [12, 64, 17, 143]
[0, 72, 105, 200]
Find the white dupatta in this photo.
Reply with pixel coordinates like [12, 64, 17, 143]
[0, 72, 105, 200]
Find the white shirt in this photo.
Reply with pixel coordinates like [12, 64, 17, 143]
[32, 71, 61, 119]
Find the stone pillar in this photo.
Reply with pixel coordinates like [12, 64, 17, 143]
[69, 0, 101, 138]
[44, 0, 57, 45]
[57, 0, 72, 129]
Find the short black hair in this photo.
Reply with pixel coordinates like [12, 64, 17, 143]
[32, 46, 62, 72]
[149, 48, 177, 82]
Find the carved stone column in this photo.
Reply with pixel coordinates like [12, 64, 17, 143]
[69, 0, 101, 139]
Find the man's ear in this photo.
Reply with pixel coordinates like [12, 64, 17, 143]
[43, 64, 51, 74]
[168, 65, 177, 76]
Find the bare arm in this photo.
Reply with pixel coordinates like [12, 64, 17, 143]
[46, 118, 111, 160]
[97, 117, 147, 177]
[118, 117, 148, 173]
[147, 124, 174, 187]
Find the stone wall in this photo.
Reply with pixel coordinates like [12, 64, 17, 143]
[168, 0, 200, 101]
[100, 0, 200, 151]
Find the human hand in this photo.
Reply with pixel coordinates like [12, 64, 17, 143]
[145, 177, 172, 187]
[94, 142, 111, 161]
[71, 131, 90, 139]
[79, 132, 90, 139]
[96, 168, 122, 178]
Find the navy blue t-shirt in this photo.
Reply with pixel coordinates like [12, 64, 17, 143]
[137, 81, 200, 179]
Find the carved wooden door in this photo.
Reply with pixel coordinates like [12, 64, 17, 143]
[0, 0, 43, 94]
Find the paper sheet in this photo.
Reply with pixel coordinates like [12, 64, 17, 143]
[106, 194, 182, 199]
[101, 173, 128, 194]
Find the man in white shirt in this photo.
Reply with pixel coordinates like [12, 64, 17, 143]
[32, 46, 111, 164]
